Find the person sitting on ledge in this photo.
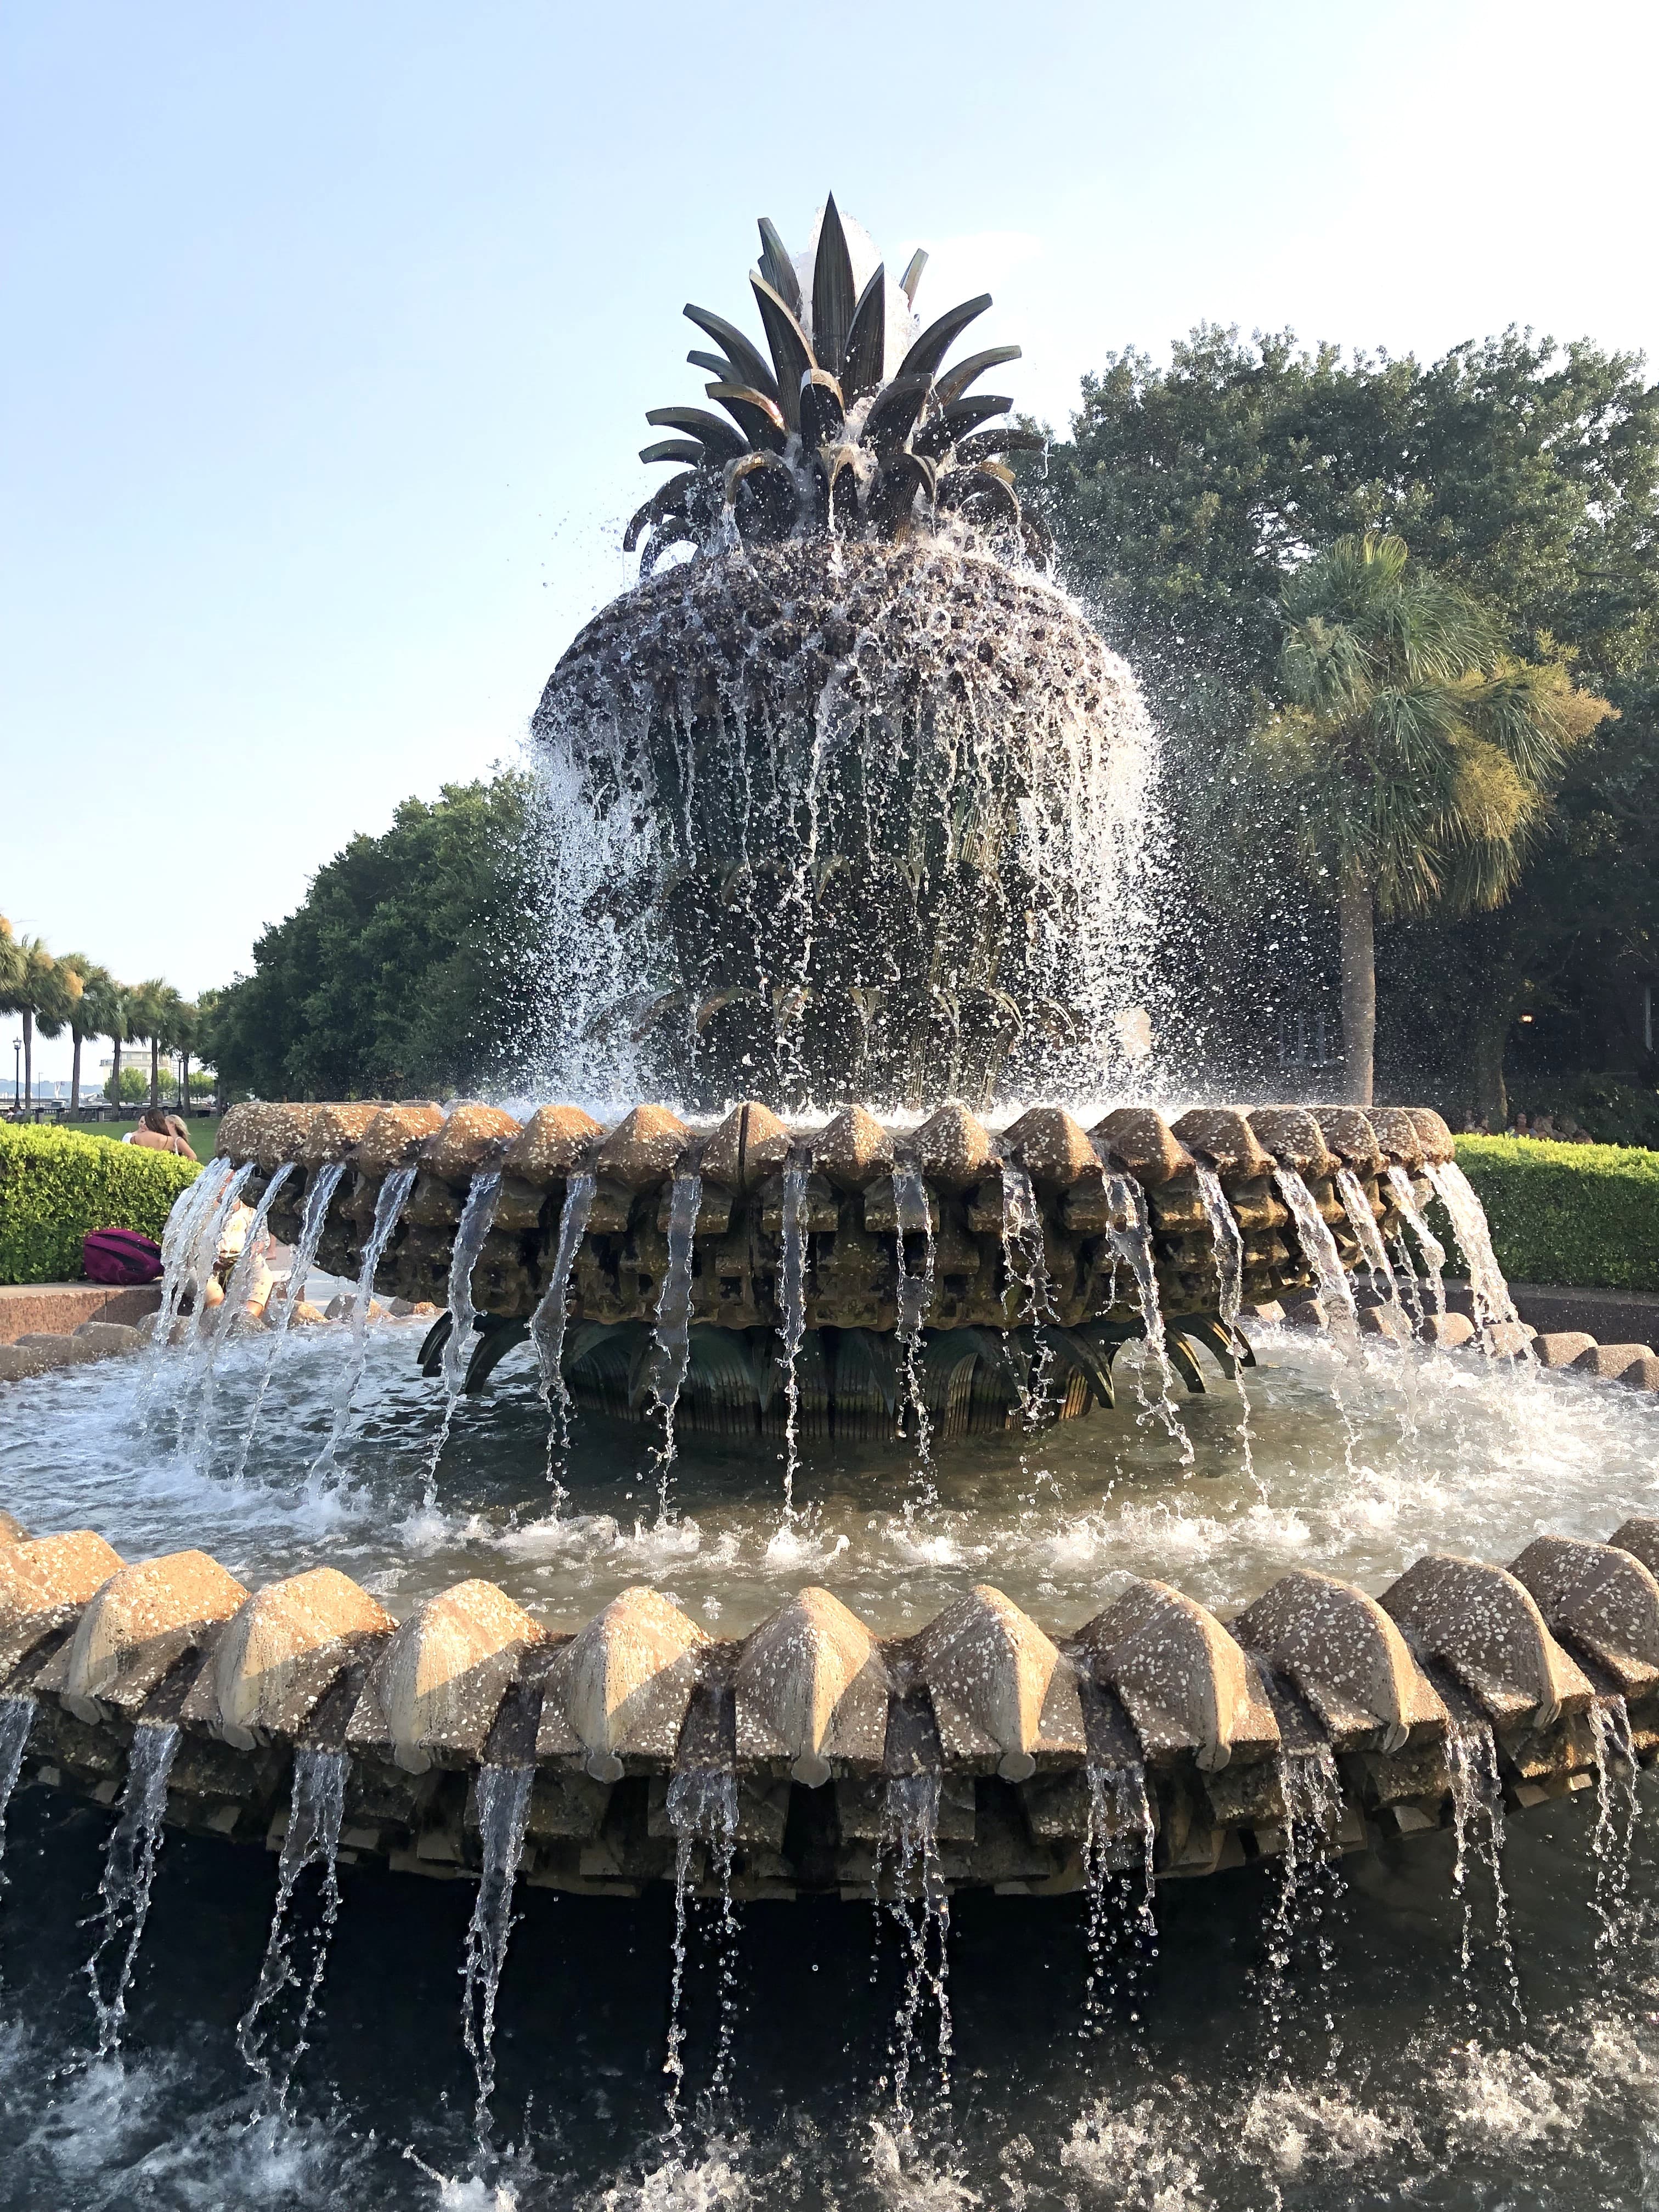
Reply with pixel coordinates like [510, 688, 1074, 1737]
[123, 1105, 197, 1159]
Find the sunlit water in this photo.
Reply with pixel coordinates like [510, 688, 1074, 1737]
[2, 1317, 1658, 2207]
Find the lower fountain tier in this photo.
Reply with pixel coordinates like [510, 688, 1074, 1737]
[5, 1507, 1655, 1899]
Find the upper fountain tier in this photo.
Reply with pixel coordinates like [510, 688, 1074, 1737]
[625, 193, 1042, 573]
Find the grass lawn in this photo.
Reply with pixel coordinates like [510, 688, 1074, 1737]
[41, 1116, 223, 1160]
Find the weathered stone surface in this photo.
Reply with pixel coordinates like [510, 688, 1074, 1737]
[69, 1321, 143, 1357]
[186, 1567, 393, 1748]
[255, 1104, 322, 1172]
[735, 1587, 889, 1781]
[301, 1102, 383, 1166]
[1380, 1553, 1593, 1728]
[1510, 1536, 1659, 1698]
[43, 1550, 248, 1722]
[1090, 1107, 1191, 1187]
[421, 1104, 522, 1184]
[1572, 1341, 1657, 1380]
[1311, 1108, 1384, 1176]
[1419, 1311, 1475, 1348]
[912, 1104, 997, 1191]
[0, 1343, 58, 1381]
[1169, 1107, 1272, 1179]
[1619, 1355, 1659, 1392]
[501, 1105, 604, 1187]
[998, 1107, 1100, 1191]
[910, 1584, 1085, 1780]
[1534, 1331, 1598, 1369]
[810, 1105, 894, 1192]
[1358, 1306, 1412, 1341]
[9, 1334, 104, 1370]
[1246, 1106, 1336, 1180]
[0, 1283, 162, 1345]
[700, 1101, 793, 1193]
[594, 1106, 693, 1189]
[1609, 1517, 1659, 1582]
[353, 1103, 445, 1175]
[348, 1580, 544, 1774]
[1405, 1108, 1457, 1164]
[545, 1587, 706, 1780]
[215, 1101, 263, 1164]
[1232, 1569, 1446, 1750]
[0, 1530, 123, 1675]
[0, 1511, 26, 1546]
[1074, 1579, 1279, 1771]
[1365, 1107, 1425, 1168]
[1486, 1320, 1537, 1357]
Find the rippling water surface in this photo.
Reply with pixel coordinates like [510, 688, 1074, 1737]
[2, 1314, 1657, 2206]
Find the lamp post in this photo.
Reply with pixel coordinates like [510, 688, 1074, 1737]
[12, 1037, 19, 1110]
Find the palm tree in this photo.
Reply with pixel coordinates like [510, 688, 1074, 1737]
[104, 980, 133, 1107]
[62, 959, 122, 1112]
[0, 934, 78, 1112]
[1249, 533, 1612, 1104]
[170, 998, 199, 1110]
[125, 979, 171, 1110]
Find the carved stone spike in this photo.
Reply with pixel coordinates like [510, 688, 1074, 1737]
[1311, 1108, 1385, 1176]
[910, 1584, 1085, 1781]
[1231, 1568, 1446, 1750]
[421, 1103, 523, 1184]
[998, 1106, 1099, 1191]
[912, 1104, 997, 1191]
[734, 1587, 889, 1782]
[1406, 1107, 1457, 1165]
[1609, 1517, 1659, 1583]
[348, 1580, 545, 1775]
[700, 1101, 793, 1193]
[353, 1102, 446, 1176]
[811, 1105, 895, 1191]
[550, 1586, 707, 1781]
[48, 1550, 248, 1723]
[1169, 1108, 1273, 1180]
[1074, 1578, 1279, 1771]
[255, 1103, 322, 1172]
[0, 1530, 124, 1677]
[301, 1102, 383, 1167]
[0, 1510, 29, 1547]
[1364, 1107, 1424, 1169]
[1380, 1553, 1593, 1728]
[186, 1567, 393, 1750]
[501, 1104, 605, 1188]
[1510, 1535, 1659, 1697]
[1246, 1106, 1336, 1180]
[215, 1101, 263, 1164]
[595, 1105, 693, 1190]
[1089, 1107, 1191, 1188]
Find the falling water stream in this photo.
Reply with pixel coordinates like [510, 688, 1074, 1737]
[1000, 1159, 1058, 1430]
[236, 1747, 348, 2108]
[1588, 1697, 1640, 1956]
[1259, 1741, 1346, 2066]
[1429, 1159, 1527, 1343]
[646, 1172, 702, 1521]
[138, 1158, 234, 1400]
[1194, 1163, 1256, 1485]
[0, 1694, 33, 1878]
[1081, 1760, 1158, 2038]
[1447, 1714, 1522, 2021]
[459, 1764, 534, 2138]
[168, 1162, 256, 1447]
[230, 1163, 349, 1486]
[1387, 1164, 1448, 1315]
[891, 1167, 938, 1509]
[777, 1160, 809, 1518]
[188, 1161, 296, 1466]
[1105, 1171, 1194, 1466]
[663, 1768, 740, 2141]
[309, 1164, 419, 1485]
[875, 1771, 953, 2134]
[528, 1169, 596, 1497]
[84, 1720, 181, 2057]
[422, 1169, 505, 1506]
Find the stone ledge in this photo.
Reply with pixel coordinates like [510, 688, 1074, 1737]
[0, 1283, 162, 1345]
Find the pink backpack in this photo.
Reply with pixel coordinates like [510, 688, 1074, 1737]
[83, 1227, 165, 1285]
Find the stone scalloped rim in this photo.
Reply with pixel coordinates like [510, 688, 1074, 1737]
[4, 1505, 1656, 1899]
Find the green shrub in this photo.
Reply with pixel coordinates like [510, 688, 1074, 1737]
[0, 1124, 201, 1284]
[1448, 1133, 1659, 1291]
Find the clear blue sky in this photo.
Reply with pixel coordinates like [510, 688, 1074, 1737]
[4, 0, 1656, 1080]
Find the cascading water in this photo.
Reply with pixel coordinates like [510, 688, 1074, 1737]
[230, 1161, 349, 1486]
[875, 1772, 952, 2133]
[777, 1159, 809, 1517]
[1426, 1160, 1525, 1343]
[1387, 1164, 1447, 1316]
[167, 1160, 255, 1446]
[139, 1156, 234, 1397]
[460, 1764, 535, 2137]
[1271, 1167, 1359, 1346]
[85, 1719, 180, 2057]
[1104, 1171, 1193, 1466]
[236, 1746, 348, 2108]
[646, 1172, 702, 1521]
[999, 1159, 1057, 1431]
[1588, 1697, 1640, 1957]
[1193, 1163, 1255, 1483]
[309, 1162, 419, 1484]
[528, 1169, 596, 1497]
[1081, 1762, 1158, 2039]
[1259, 1742, 1345, 2064]
[188, 1160, 296, 1465]
[663, 1768, 740, 2141]
[1446, 1716, 1522, 2022]
[423, 1168, 505, 1504]
[891, 1167, 937, 1507]
[1335, 1166, 1404, 1318]
[0, 1694, 33, 1879]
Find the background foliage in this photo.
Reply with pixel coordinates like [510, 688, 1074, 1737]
[1449, 1133, 1659, 1292]
[0, 1124, 200, 1284]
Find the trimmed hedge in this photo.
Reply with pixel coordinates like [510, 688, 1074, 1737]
[1450, 1134, 1659, 1293]
[0, 1124, 201, 1285]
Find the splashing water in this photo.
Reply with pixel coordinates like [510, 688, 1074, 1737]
[1386, 1165, 1447, 1316]
[1446, 1716, 1522, 2023]
[874, 1773, 952, 2133]
[140, 1158, 235, 1402]
[776, 1160, 809, 1520]
[0, 1694, 34, 1882]
[309, 1164, 419, 1486]
[528, 1170, 596, 1499]
[1081, 1762, 1158, 2039]
[1272, 1167, 1358, 1346]
[86, 1720, 180, 2057]
[1588, 1697, 1640, 1959]
[663, 1768, 740, 2141]
[236, 1747, 348, 2109]
[187, 1161, 296, 1466]
[461, 1764, 535, 2141]
[424, 1170, 506, 1505]
[230, 1163, 349, 1486]
[892, 1169, 938, 1511]
[1104, 1172, 1193, 1467]
[1426, 1160, 1525, 1344]
[1259, 1742, 1345, 2068]
[167, 1160, 256, 1446]
[999, 1159, 1057, 1430]
[1335, 1167, 1403, 1317]
[646, 1173, 703, 1523]
[1193, 1164, 1256, 1485]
